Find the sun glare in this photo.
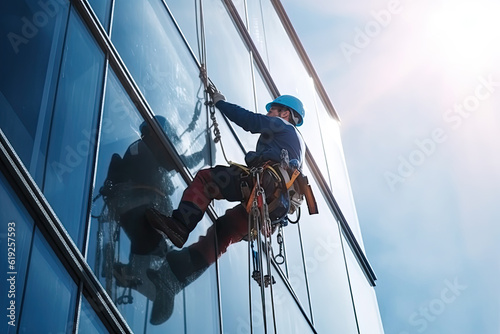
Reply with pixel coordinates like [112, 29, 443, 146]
[426, 0, 500, 72]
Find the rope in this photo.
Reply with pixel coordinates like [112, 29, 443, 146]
[197, 2, 277, 330]
[253, 170, 268, 332]
[248, 205, 255, 334]
[247, 167, 283, 333]
[196, 0, 232, 165]
[261, 190, 278, 334]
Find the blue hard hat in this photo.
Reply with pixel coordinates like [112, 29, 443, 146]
[265, 95, 305, 126]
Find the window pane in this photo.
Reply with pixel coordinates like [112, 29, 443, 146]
[87, 0, 112, 31]
[78, 296, 109, 334]
[112, 0, 210, 174]
[204, 0, 254, 111]
[272, 265, 316, 334]
[165, 1, 198, 56]
[298, 167, 359, 333]
[218, 230, 253, 333]
[88, 68, 219, 333]
[345, 237, 384, 334]
[274, 221, 312, 319]
[88, 69, 166, 332]
[313, 92, 365, 241]
[247, 0, 331, 178]
[0, 0, 69, 177]
[19, 228, 77, 333]
[42, 7, 105, 248]
[0, 172, 34, 334]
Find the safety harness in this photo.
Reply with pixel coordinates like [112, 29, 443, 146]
[237, 157, 318, 223]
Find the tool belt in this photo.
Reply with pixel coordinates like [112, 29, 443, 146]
[276, 165, 318, 216]
[234, 161, 318, 224]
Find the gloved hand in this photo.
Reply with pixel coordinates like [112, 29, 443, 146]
[200, 66, 226, 104]
[205, 83, 225, 104]
[212, 90, 226, 104]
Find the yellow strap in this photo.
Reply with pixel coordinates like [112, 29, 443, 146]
[286, 169, 301, 189]
[265, 164, 281, 183]
[229, 161, 250, 174]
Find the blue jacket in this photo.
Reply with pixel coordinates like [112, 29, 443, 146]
[216, 101, 305, 167]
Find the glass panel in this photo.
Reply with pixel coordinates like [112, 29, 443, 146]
[0, 172, 35, 334]
[18, 228, 78, 333]
[88, 68, 219, 333]
[89, 68, 172, 331]
[274, 221, 312, 318]
[247, 0, 271, 68]
[78, 296, 109, 333]
[42, 7, 105, 248]
[112, 0, 210, 175]
[218, 225, 253, 333]
[220, 247, 316, 333]
[253, 63, 275, 116]
[232, 0, 247, 23]
[88, 0, 112, 31]
[0, 0, 70, 179]
[226, 62, 275, 153]
[165, 1, 198, 56]
[204, 0, 254, 112]
[247, 0, 330, 178]
[345, 237, 385, 334]
[272, 266, 316, 334]
[298, 168, 359, 333]
[312, 91, 365, 241]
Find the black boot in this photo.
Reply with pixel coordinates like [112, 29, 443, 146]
[146, 202, 204, 248]
[147, 248, 209, 325]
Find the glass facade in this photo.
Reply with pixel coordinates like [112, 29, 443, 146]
[0, 0, 383, 333]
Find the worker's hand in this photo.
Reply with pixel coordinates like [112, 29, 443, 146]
[205, 82, 225, 104]
[212, 91, 226, 104]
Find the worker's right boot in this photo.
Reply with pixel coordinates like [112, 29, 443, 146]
[146, 201, 203, 248]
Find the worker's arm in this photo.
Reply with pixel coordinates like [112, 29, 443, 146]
[215, 100, 286, 134]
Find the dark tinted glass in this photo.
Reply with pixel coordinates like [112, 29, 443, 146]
[0, 0, 70, 175]
[42, 7, 105, 248]
[18, 229, 77, 333]
[0, 172, 35, 334]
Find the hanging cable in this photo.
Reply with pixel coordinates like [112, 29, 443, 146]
[260, 171, 278, 333]
[253, 168, 268, 333]
[196, 0, 232, 165]
[248, 205, 255, 334]
[196, 2, 278, 331]
[248, 167, 284, 333]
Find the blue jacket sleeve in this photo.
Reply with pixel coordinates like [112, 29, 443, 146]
[215, 100, 278, 134]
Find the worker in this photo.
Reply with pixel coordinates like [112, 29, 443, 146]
[145, 90, 306, 325]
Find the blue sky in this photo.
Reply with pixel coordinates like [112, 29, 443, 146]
[284, 0, 500, 333]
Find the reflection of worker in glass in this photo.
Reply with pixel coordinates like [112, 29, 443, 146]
[145, 92, 306, 325]
[107, 116, 175, 300]
[100, 115, 207, 309]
